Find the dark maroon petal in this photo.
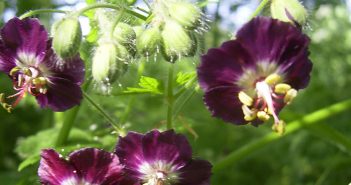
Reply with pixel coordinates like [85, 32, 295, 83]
[283, 52, 313, 89]
[178, 159, 212, 185]
[42, 41, 85, 85]
[204, 86, 248, 125]
[1, 17, 48, 61]
[115, 132, 144, 178]
[38, 149, 79, 185]
[69, 148, 125, 185]
[56, 55, 85, 85]
[0, 42, 16, 73]
[197, 41, 252, 92]
[36, 77, 82, 112]
[142, 130, 192, 168]
[236, 17, 308, 65]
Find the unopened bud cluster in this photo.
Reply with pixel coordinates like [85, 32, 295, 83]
[92, 10, 136, 94]
[49, 0, 208, 94]
[136, 0, 206, 62]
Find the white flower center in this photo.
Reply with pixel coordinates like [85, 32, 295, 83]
[61, 177, 97, 185]
[139, 161, 180, 185]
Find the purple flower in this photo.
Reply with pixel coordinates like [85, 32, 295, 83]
[197, 17, 312, 128]
[115, 130, 212, 185]
[38, 148, 129, 185]
[0, 17, 84, 111]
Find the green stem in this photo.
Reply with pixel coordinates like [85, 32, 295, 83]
[213, 98, 351, 173]
[82, 91, 124, 134]
[110, 8, 126, 38]
[76, 3, 148, 20]
[119, 62, 145, 125]
[55, 106, 80, 146]
[250, 0, 270, 19]
[166, 64, 175, 130]
[19, 9, 67, 19]
[55, 79, 92, 147]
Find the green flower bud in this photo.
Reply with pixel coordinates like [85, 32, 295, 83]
[113, 23, 136, 45]
[271, 0, 308, 25]
[161, 20, 196, 62]
[92, 42, 128, 85]
[136, 27, 161, 56]
[113, 23, 136, 56]
[168, 2, 202, 29]
[52, 17, 82, 58]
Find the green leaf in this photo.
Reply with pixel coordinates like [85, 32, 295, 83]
[15, 127, 96, 171]
[124, 76, 162, 94]
[17, 154, 40, 172]
[176, 71, 196, 86]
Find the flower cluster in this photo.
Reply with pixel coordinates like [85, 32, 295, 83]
[136, 0, 206, 62]
[197, 17, 312, 132]
[38, 130, 212, 185]
[0, 18, 85, 112]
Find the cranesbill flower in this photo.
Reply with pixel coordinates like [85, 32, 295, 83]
[0, 17, 84, 111]
[38, 148, 128, 185]
[115, 130, 212, 185]
[197, 17, 312, 130]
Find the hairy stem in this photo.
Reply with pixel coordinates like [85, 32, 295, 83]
[250, 0, 270, 19]
[19, 9, 67, 19]
[83, 91, 124, 135]
[76, 3, 148, 20]
[166, 64, 175, 130]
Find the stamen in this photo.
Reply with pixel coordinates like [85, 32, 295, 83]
[242, 105, 256, 121]
[9, 67, 21, 76]
[284, 89, 297, 104]
[238, 91, 253, 106]
[23, 68, 32, 76]
[274, 83, 291, 94]
[0, 93, 13, 113]
[264, 73, 281, 85]
[257, 111, 270, 121]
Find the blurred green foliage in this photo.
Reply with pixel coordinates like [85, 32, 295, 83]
[0, 0, 351, 184]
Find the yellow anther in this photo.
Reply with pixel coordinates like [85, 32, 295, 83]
[242, 105, 256, 121]
[23, 68, 32, 76]
[9, 67, 21, 76]
[264, 73, 282, 85]
[257, 111, 270, 122]
[238, 91, 254, 106]
[33, 77, 47, 85]
[1, 102, 12, 113]
[272, 121, 286, 135]
[284, 89, 298, 104]
[274, 83, 291, 94]
[0, 93, 4, 102]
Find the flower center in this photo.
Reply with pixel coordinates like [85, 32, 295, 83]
[0, 66, 48, 112]
[238, 73, 298, 133]
[139, 161, 179, 185]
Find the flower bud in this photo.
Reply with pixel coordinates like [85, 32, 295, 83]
[271, 0, 308, 25]
[168, 2, 202, 29]
[113, 23, 136, 56]
[52, 17, 82, 58]
[161, 20, 196, 62]
[113, 23, 136, 45]
[92, 42, 128, 85]
[136, 27, 161, 56]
